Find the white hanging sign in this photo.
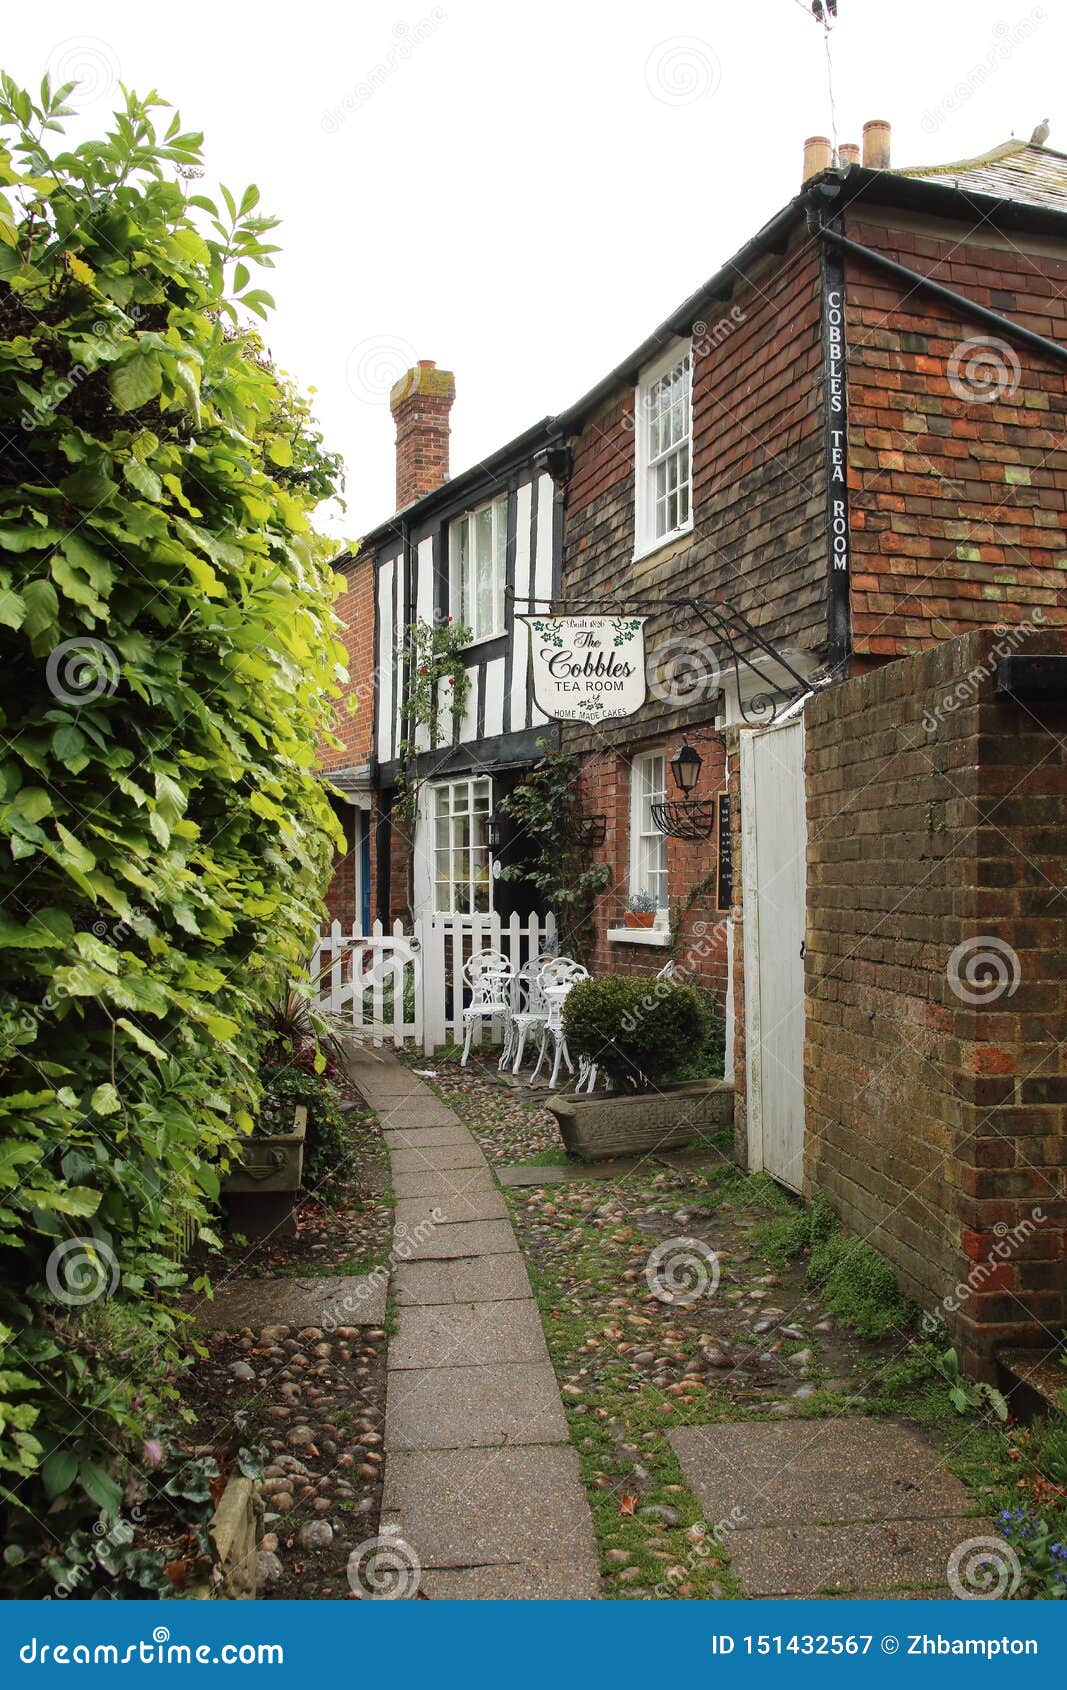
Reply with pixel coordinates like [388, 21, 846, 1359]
[520, 615, 648, 723]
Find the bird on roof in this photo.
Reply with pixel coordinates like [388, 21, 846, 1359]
[1030, 118, 1050, 145]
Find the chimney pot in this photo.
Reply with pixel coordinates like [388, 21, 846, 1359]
[840, 142, 860, 167]
[862, 119, 891, 170]
[389, 361, 456, 511]
[802, 135, 834, 184]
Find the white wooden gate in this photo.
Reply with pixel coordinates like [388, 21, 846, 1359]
[740, 716, 807, 1192]
[313, 910, 557, 1056]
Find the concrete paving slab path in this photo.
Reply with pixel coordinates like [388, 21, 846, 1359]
[388, 1144, 488, 1172]
[392, 1253, 536, 1306]
[397, 1217, 520, 1259]
[192, 1272, 387, 1331]
[382, 1445, 599, 1587]
[670, 1419, 988, 1598]
[391, 1165, 498, 1200]
[348, 1046, 599, 1600]
[389, 1299, 551, 1369]
[394, 1189, 509, 1228]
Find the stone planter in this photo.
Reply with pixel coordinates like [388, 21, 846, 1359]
[547, 1079, 733, 1160]
[183, 1475, 263, 1600]
[223, 1105, 306, 1238]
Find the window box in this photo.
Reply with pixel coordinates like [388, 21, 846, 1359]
[606, 925, 670, 948]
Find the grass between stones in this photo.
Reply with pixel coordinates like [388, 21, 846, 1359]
[517, 1219, 743, 1598]
[417, 1053, 1067, 1599]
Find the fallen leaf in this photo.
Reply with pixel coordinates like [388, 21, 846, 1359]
[164, 1559, 188, 1589]
[619, 1495, 638, 1516]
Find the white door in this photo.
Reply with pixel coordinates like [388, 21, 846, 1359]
[741, 717, 807, 1192]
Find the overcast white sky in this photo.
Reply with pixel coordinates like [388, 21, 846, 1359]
[5, 0, 1062, 538]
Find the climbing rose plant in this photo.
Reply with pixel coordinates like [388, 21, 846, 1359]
[0, 74, 346, 1514]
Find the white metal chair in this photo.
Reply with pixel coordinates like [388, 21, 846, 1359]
[501, 952, 556, 1075]
[460, 949, 514, 1067]
[530, 959, 589, 1089]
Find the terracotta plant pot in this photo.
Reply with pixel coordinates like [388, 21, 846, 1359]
[547, 1079, 733, 1160]
[624, 911, 656, 929]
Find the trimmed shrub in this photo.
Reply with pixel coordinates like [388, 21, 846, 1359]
[561, 974, 713, 1091]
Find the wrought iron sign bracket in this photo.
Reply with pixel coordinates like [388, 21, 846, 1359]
[515, 591, 815, 728]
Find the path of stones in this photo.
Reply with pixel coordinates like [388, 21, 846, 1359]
[192, 1042, 989, 1600]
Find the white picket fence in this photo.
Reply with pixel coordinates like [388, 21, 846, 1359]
[312, 910, 557, 1055]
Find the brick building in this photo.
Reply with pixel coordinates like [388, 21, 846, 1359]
[318, 549, 376, 932]
[548, 123, 1067, 1162]
[347, 361, 566, 931]
[328, 121, 1067, 1357]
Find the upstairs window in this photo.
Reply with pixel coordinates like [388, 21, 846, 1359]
[634, 341, 692, 558]
[450, 493, 507, 641]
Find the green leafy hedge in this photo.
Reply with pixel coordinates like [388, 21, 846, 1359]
[561, 974, 715, 1091]
[0, 76, 345, 1515]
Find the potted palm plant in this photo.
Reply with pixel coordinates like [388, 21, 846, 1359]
[222, 959, 358, 1236]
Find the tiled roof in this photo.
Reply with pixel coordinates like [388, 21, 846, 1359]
[899, 139, 1067, 215]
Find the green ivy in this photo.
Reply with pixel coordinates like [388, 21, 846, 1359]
[499, 742, 611, 963]
[0, 75, 345, 1515]
[394, 616, 472, 833]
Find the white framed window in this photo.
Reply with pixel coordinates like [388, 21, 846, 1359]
[629, 752, 668, 915]
[634, 340, 692, 558]
[432, 776, 493, 915]
[450, 493, 507, 642]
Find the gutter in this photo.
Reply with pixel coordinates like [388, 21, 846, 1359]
[352, 164, 1067, 565]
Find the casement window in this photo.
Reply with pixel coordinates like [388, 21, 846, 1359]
[450, 493, 507, 641]
[629, 752, 668, 914]
[432, 777, 493, 915]
[634, 340, 693, 558]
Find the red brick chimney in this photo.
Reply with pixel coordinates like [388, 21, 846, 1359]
[389, 360, 455, 510]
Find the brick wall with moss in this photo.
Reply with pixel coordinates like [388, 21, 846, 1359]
[804, 626, 1067, 1373]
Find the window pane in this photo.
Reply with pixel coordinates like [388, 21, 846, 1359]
[430, 779, 495, 917]
[453, 518, 470, 627]
[493, 498, 507, 631]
